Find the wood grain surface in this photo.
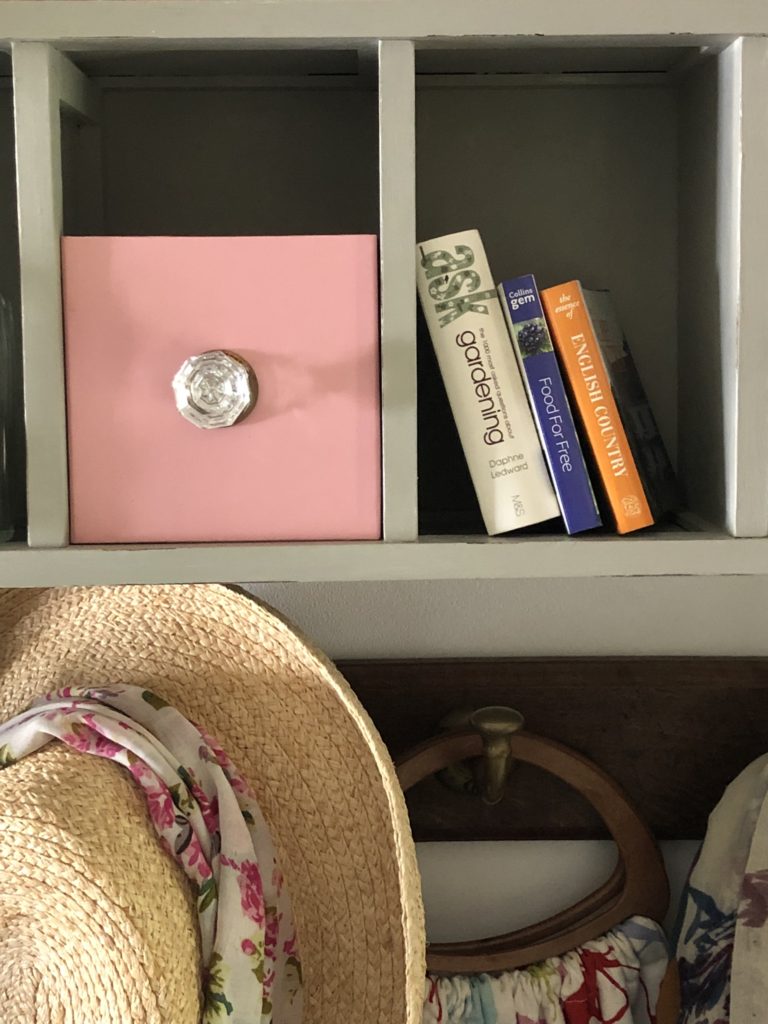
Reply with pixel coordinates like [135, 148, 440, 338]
[339, 657, 768, 840]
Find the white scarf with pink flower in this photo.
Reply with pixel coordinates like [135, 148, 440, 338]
[676, 752, 768, 1024]
[0, 684, 303, 1024]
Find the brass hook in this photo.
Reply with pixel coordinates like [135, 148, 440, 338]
[470, 706, 525, 805]
[437, 705, 525, 805]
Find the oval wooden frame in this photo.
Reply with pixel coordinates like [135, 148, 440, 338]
[397, 728, 670, 973]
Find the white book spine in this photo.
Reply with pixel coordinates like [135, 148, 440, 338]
[416, 229, 559, 535]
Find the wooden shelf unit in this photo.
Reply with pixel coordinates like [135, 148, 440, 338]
[0, 2, 766, 585]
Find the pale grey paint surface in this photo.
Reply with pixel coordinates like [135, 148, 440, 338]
[0, 532, 767, 586]
[0, 1, 765, 45]
[678, 52, 727, 530]
[12, 45, 101, 549]
[378, 40, 418, 541]
[675, 38, 768, 538]
[731, 37, 768, 535]
[55, 43, 101, 122]
[245, 575, 768, 658]
[12, 44, 71, 547]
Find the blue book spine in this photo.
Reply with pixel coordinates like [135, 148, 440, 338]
[499, 275, 601, 534]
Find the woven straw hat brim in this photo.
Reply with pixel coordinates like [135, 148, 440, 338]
[0, 585, 425, 1024]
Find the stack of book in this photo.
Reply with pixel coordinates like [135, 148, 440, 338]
[416, 228, 678, 536]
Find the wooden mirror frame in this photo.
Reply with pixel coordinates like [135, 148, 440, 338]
[397, 726, 670, 973]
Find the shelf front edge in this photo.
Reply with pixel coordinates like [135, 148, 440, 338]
[0, 2, 763, 43]
[0, 534, 764, 586]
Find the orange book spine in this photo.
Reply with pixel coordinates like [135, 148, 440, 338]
[540, 281, 653, 534]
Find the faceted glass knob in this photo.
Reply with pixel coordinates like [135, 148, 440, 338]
[172, 350, 258, 430]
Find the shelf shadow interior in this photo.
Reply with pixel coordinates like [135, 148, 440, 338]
[60, 49, 378, 238]
[0, 70, 24, 542]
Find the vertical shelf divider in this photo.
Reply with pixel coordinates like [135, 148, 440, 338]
[12, 43, 100, 547]
[728, 35, 768, 537]
[378, 39, 418, 542]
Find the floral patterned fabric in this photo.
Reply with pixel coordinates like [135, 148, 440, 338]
[423, 916, 669, 1024]
[676, 752, 768, 1024]
[0, 685, 302, 1024]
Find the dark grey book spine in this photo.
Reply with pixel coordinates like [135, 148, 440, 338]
[583, 289, 679, 521]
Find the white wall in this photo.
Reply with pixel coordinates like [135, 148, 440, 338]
[246, 575, 750, 944]
[417, 840, 696, 943]
[246, 576, 768, 658]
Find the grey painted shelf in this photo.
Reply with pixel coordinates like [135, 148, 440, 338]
[0, 2, 766, 585]
[0, 532, 765, 587]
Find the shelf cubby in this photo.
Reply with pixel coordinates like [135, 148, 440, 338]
[13, 42, 418, 553]
[415, 41, 768, 541]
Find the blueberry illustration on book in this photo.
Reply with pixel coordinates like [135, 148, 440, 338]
[516, 318, 552, 359]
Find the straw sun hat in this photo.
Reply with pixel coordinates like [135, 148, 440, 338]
[0, 584, 425, 1023]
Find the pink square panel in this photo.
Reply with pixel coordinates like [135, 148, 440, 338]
[62, 235, 381, 542]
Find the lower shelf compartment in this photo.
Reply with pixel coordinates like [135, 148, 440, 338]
[0, 530, 764, 586]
